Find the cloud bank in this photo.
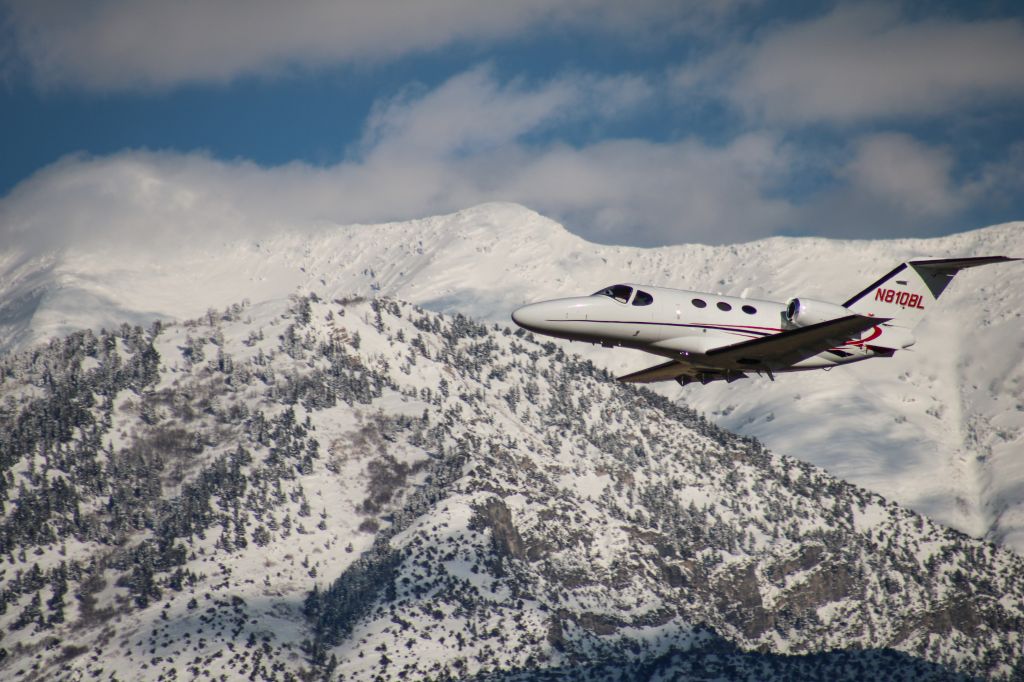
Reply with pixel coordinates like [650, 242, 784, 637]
[2, 2, 1022, 250]
[0, 0, 734, 91]
[5, 65, 1016, 253]
[678, 3, 1024, 124]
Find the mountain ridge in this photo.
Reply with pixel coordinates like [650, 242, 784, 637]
[1, 203, 1022, 555]
[1, 293, 1021, 680]
[2, 201, 1020, 351]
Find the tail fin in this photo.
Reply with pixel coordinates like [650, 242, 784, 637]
[843, 256, 1019, 330]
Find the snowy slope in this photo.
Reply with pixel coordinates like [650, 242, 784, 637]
[1, 203, 1022, 553]
[2, 296, 1022, 680]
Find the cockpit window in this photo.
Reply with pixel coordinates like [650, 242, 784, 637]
[632, 290, 654, 306]
[593, 284, 633, 304]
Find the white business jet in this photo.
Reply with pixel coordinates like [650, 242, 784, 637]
[511, 256, 1018, 385]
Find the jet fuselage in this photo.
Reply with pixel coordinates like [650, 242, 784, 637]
[512, 257, 1017, 386]
[512, 284, 878, 374]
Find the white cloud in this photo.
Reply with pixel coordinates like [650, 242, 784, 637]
[0, 66, 797, 251]
[967, 141, 1024, 208]
[780, 133, 1024, 239]
[496, 134, 796, 245]
[360, 66, 652, 159]
[682, 3, 1024, 124]
[5, 67, 1017, 254]
[841, 133, 964, 218]
[0, 0, 740, 91]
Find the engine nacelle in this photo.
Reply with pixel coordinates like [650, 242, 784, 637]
[783, 297, 850, 329]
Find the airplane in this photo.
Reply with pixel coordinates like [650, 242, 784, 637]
[510, 256, 1019, 386]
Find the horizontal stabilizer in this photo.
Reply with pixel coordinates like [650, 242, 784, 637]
[908, 256, 1020, 270]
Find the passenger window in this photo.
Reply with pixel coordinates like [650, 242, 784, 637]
[742, 305, 757, 314]
[632, 290, 653, 306]
[594, 284, 634, 304]
[691, 298, 707, 308]
[717, 301, 732, 311]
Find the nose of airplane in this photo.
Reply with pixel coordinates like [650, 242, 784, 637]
[513, 299, 577, 332]
[511, 302, 548, 331]
[512, 297, 595, 333]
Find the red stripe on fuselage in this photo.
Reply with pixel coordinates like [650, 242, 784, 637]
[560, 319, 782, 336]
[843, 325, 882, 347]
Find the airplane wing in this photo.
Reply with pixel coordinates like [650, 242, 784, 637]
[618, 359, 693, 384]
[618, 314, 885, 384]
[706, 313, 885, 368]
[617, 359, 747, 385]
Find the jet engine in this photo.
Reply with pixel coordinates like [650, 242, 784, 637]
[783, 297, 851, 329]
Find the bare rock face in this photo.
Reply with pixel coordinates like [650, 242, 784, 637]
[712, 562, 772, 639]
[471, 496, 527, 575]
[473, 497, 527, 560]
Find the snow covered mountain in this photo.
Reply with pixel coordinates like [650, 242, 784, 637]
[2, 295, 1022, 680]
[1, 202, 1022, 554]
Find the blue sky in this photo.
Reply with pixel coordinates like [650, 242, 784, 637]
[1, 0, 1023, 248]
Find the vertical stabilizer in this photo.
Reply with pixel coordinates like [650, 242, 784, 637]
[842, 256, 1019, 330]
